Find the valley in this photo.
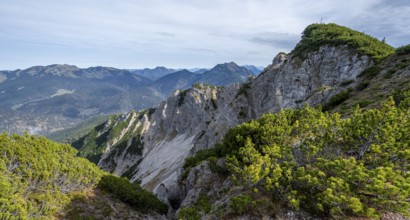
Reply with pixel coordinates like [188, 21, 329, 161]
[0, 63, 259, 136]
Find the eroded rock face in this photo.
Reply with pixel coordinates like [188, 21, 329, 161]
[131, 84, 246, 194]
[250, 45, 372, 118]
[85, 45, 373, 206]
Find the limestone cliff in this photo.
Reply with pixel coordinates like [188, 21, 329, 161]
[77, 43, 373, 202]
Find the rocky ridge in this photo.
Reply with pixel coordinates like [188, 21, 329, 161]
[77, 44, 374, 207]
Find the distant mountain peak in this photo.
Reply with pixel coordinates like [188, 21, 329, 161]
[46, 64, 79, 69]
[132, 67, 179, 81]
[153, 66, 168, 70]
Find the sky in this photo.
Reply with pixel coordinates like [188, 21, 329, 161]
[0, 0, 409, 70]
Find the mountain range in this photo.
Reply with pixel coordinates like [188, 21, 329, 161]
[1, 23, 409, 219]
[0, 62, 256, 135]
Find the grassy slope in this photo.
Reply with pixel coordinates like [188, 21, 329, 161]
[47, 115, 110, 143]
[291, 23, 395, 61]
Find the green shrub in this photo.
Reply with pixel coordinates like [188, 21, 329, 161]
[208, 157, 229, 176]
[178, 207, 201, 220]
[183, 148, 220, 170]
[392, 89, 410, 106]
[230, 194, 254, 215]
[236, 82, 251, 98]
[291, 23, 395, 61]
[384, 69, 396, 79]
[178, 193, 211, 220]
[396, 62, 408, 70]
[98, 175, 167, 214]
[356, 81, 370, 91]
[0, 133, 105, 219]
[196, 194, 212, 214]
[356, 99, 372, 108]
[225, 99, 410, 218]
[322, 89, 352, 111]
[358, 66, 381, 80]
[396, 44, 410, 55]
[178, 89, 189, 106]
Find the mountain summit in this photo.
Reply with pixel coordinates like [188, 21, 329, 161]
[150, 62, 255, 96]
[199, 62, 255, 86]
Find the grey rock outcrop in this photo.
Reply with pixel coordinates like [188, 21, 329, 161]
[81, 45, 373, 207]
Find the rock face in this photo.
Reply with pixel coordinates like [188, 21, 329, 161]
[250, 45, 372, 118]
[78, 45, 373, 204]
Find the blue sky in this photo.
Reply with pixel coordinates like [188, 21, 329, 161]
[1, 0, 409, 70]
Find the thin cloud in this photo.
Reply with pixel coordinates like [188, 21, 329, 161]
[249, 32, 300, 49]
[0, 0, 409, 70]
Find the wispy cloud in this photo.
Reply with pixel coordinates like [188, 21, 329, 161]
[0, 0, 409, 70]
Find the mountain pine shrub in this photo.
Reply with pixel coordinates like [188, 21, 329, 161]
[216, 96, 409, 218]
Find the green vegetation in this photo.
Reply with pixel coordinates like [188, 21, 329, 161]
[358, 66, 382, 80]
[322, 88, 352, 111]
[356, 81, 370, 91]
[178, 89, 189, 107]
[109, 113, 134, 141]
[0, 133, 167, 219]
[236, 82, 251, 98]
[291, 23, 395, 62]
[392, 89, 410, 106]
[47, 115, 110, 143]
[224, 98, 410, 218]
[0, 133, 105, 219]
[76, 112, 145, 165]
[98, 175, 167, 214]
[339, 79, 354, 87]
[178, 194, 212, 220]
[396, 44, 410, 55]
[229, 194, 254, 215]
[178, 207, 201, 220]
[186, 94, 410, 218]
[75, 128, 106, 163]
[184, 148, 220, 170]
[384, 69, 396, 79]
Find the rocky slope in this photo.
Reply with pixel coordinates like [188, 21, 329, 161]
[77, 45, 374, 200]
[74, 24, 410, 219]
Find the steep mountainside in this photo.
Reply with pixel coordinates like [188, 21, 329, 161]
[74, 24, 408, 217]
[199, 62, 255, 86]
[151, 69, 201, 95]
[242, 64, 264, 75]
[77, 44, 372, 195]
